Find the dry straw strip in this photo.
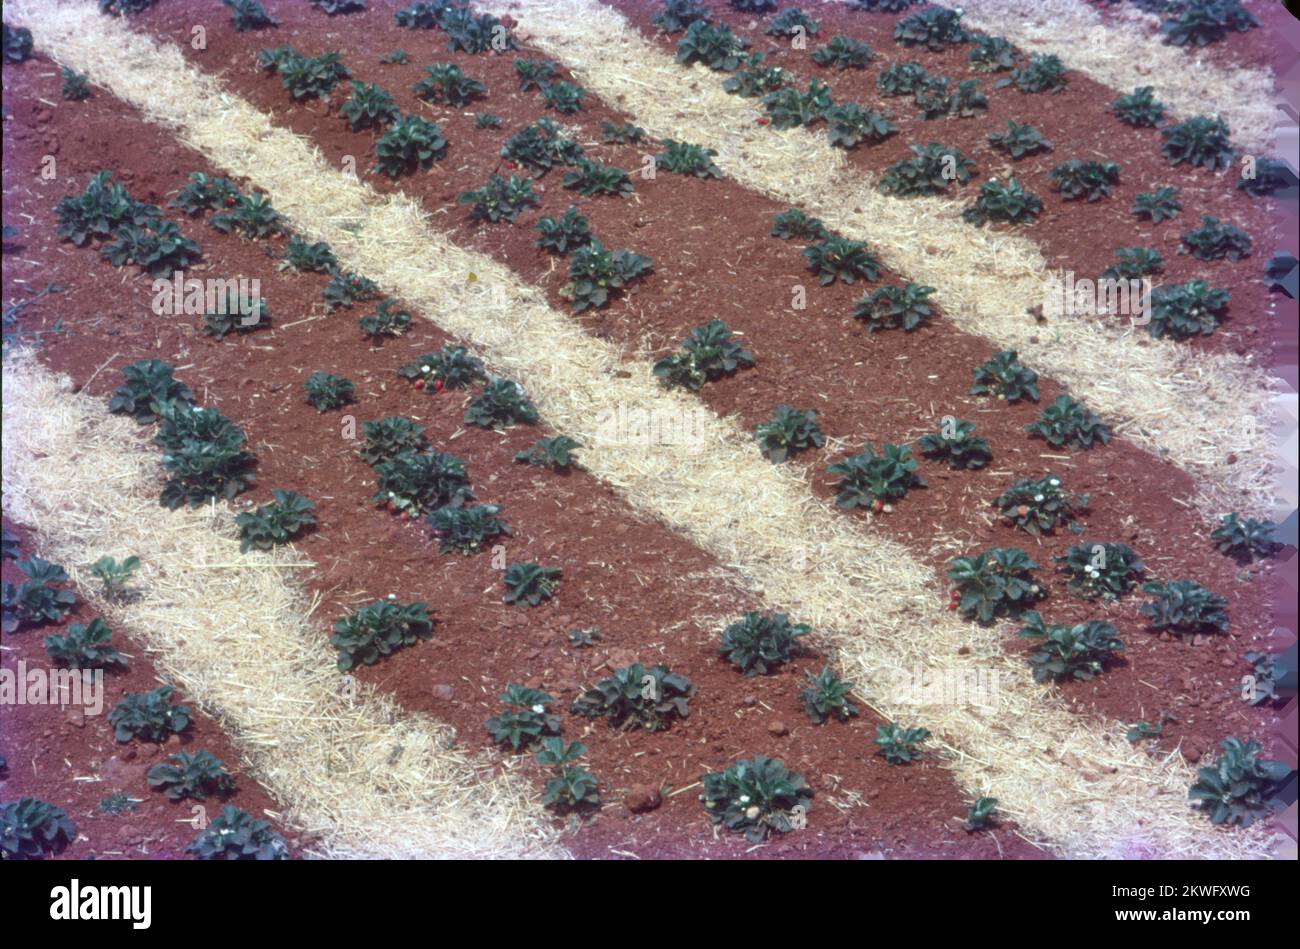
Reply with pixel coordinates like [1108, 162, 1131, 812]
[14, 0, 1278, 858]
[1, 352, 565, 859]
[473, 0, 1279, 520]
[955, 0, 1280, 154]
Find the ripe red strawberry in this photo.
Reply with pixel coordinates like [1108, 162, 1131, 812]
[433, 380, 444, 392]
[872, 499, 884, 513]
[757, 116, 770, 126]
[414, 379, 425, 389]
[224, 196, 236, 207]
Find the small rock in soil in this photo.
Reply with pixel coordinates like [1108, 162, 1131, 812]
[625, 786, 662, 814]
[767, 719, 789, 736]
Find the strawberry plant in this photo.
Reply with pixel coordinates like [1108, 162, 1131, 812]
[1243, 650, 1290, 706]
[442, 9, 516, 55]
[995, 474, 1087, 535]
[155, 401, 256, 509]
[767, 8, 819, 37]
[374, 115, 447, 177]
[652, 0, 709, 33]
[0, 798, 76, 859]
[722, 56, 789, 97]
[61, 69, 92, 101]
[1211, 513, 1279, 561]
[853, 282, 934, 330]
[568, 627, 601, 647]
[1148, 280, 1229, 340]
[564, 239, 653, 312]
[962, 176, 1042, 226]
[358, 299, 412, 339]
[1140, 579, 1229, 634]
[824, 103, 896, 149]
[655, 139, 724, 178]
[1181, 216, 1251, 261]
[258, 46, 351, 100]
[1026, 395, 1110, 449]
[209, 190, 284, 238]
[536, 739, 600, 813]
[398, 346, 486, 390]
[967, 34, 1014, 72]
[601, 120, 648, 144]
[803, 235, 881, 285]
[515, 435, 582, 469]
[755, 405, 824, 463]
[964, 797, 999, 831]
[571, 663, 695, 731]
[875, 723, 930, 764]
[987, 120, 1052, 159]
[331, 598, 434, 671]
[110, 685, 192, 743]
[281, 236, 337, 273]
[770, 209, 828, 241]
[653, 319, 755, 390]
[44, 618, 126, 670]
[827, 443, 925, 508]
[513, 57, 557, 90]
[534, 206, 592, 254]
[101, 219, 202, 278]
[475, 112, 501, 129]
[234, 490, 316, 552]
[56, 171, 157, 246]
[411, 64, 486, 105]
[998, 54, 1067, 93]
[801, 666, 859, 724]
[812, 36, 873, 70]
[879, 143, 975, 196]
[3, 24, 33, 63]
[540, 81, 585, 114]
[394, 1, 454, 29]
[311, 0, 365, 13]
[720, 611, 809, 675]
[1056, 542, 1145, 600]
[762, 81, 833, 129]
[465, 378, 540, 428]
[1160, 0, 1258, 47]
[323, 269, 381, 309]
[1019, 612, 1124, 683]
[1238, 158, 1294, 197]
[877, 62, 932, 96]
[1112, 86, 1165, 127]
[340, 82, 399, 131]
[501, 118, 584, 173]
[1049, 160, 1120, 202]
[172, 172, 242, 216]
[109, 358, 194, 422]
[562, 158, 634, 198]
[427, 503, 511, 554]
[380, 50, 411, 64]
[502, 563, 561, 607]
[202, 290, 267, 338]
[303, 371, 355, 411]
[359, 416, 429, 465]
[948, 547, 1043, 623]
[371, 450, 472, 516]
[699, 755, 812, 842]
[1133, 186, 1182, 223]
[894, 6, 967, 50]
[88, 555, 140, 599]
[1189, 738, 1291, 828]
[186, 806, 289, 860]
[485, 684, 562, 750]
[1161, 116, 1233, 170]
[676, 21, 749, 71]
[1100, 247, 1164, 280]
[225, 0, 277, 31]
[147, 750, 235, 802]
[916, 418, 992, 469]
[730, 0, 778, 9]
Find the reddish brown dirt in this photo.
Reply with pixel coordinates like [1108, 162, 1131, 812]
[2, 48, 1047, 859]
[608, 0, 1286, 362]
[1, 520, 298, 859]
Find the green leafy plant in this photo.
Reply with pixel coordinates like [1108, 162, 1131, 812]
[514, 435, 582, 469]
[967, 34, 1014, 72]
[562, 158, 634, 198]
[311, 0, 365, 13]
[762, 80, 833, 129]
[1140, 579, 1229, 634]
[234, 490, 315, 553]
[813, 36, 873, 70]
[723, 54, 790, 97]
[1148, 280, 1229, 340]
[1049, 159, 1120, 202]
[1134, 186, 1182, 223]
[411, 63, 486, 105]
[962, 175, 1043, 226]
[394, 1, 453, 29]
[1160, 0, 1258, 47]
[571, 663, 695, 731]
[1112, 86, 1165, 127]
[987, 120, 1052, 159]
[186, 805, 289, 860]
[441, 9, 516, 55]
[948, 547, 1043, 623]
[501, 118, 584, 173]
[998, 54, 1066, 93]
[44, 618, 126, 670]
[563, 239, 653, 312]
[147, 750, 235, 802]
[371, 450, 472, 517]
[3, 559, 77, 632]
[729, 0, 778, 8]
[3, 24, 34, 63]
[1161, 116, 1234, 170]
[1019, 612, 1124, 683]
[964, 797, 999, 831]
[358, 416, 429, 465]
[60, 68, 92, 101]
[258, 45, 350, 100]
[766, 8, 819, 37]
[485, 684, 562, 751]
[879, 143, 975, 196]
[877, 62, 932, 96]
[374, 115, 447, 177]
[1100, 246, 1164, 280]
[801, 666, 859, 724]
[803, 235, 881, 285]
[567, 627, 602, 647]
[56, 171, 158, 246]
[853, 283, 934, 330]
[331, 598, 434, 671]
[1211, 513, 1279, 561]
[465, 378, 540, 428]
[171, 173, 242, 216]
[699, 755, 812, 842]
[755, 405, 824, 463]
[513, 57, 557, 90]
[323, 269, 381, 309]
[827, 443, 925, 509]
[339, 81, 399, 132]
[154, 400, 256, 509]
[655, 139, 724, 178]
[540, 80, 585, 114]
[824, 103, 896, 149]
[894, 6, 967, 51]
[1181, 216, 1251, 262]
[720, 611, 809, 675]
[536, 740, 600, 814]
[970, 350, 1038, 402]
[281, 236, 336, 273]
[379, 48, 410, 64]
[534, 205, 592, 254]
[1026, 395, 1110, 449]
[653, 319, 755, 391]
[208, 191, 284, 239]
[0, 799, 76, 860]
[225, 0, 277, 31]
[101, 219, 202, 278]
[874, 722, 930, 764]
[88, 555, 140, 599]
[601, 120, 647, 144]
[303, 371, 355, 411]
[916, 77, 985, 119]
[652, 0, 710, 33]
[201, 288, 267, 338]
[1127, 720, 1164, 743]
[1188, 738, 1291, 827]
[475, 112, 501, 129]
[502, 563, 561, 607]
[995, 474, 1088, 535]
[1243, 650, 1292, 707]
[769, 209, 828, 241]
[398, 346, 487, 391]
[676, 20, 750, 71]
[1238, 157, 1294, 197]
[1056, 543, 1145, 599]
[916, 418, 993, 469]
[109, 685, 192, 743]
[427, 503, 511, 554]
[358, 299, 412, 339]
[109, 358, 194, 422]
